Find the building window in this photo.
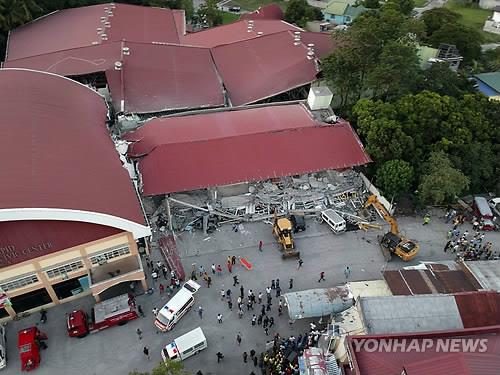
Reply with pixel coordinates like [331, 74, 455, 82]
[46, 261, 85, 279]
[89, 245, 131, 265]
[0, 274, 39, 292]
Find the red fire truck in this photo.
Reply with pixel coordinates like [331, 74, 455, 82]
[67, 294, 138, 337]
[18, 327, 47, 371]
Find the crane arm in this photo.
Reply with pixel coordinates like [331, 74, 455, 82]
[364, 195, 399, 235]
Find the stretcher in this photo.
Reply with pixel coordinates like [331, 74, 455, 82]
[239, 257, 253, 270]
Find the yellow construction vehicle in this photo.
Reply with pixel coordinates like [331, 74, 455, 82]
[364, 195, 419, 261]
[273, 213, 299, 258]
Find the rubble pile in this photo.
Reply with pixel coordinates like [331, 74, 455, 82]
[146, 170, 372, 234]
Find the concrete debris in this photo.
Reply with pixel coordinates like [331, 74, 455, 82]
[145, 169, 373, 234]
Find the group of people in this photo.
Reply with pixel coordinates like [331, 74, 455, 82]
[443, 210, 498, 261]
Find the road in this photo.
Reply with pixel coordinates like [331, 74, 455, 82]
[414, 0, 447, 17]
[2, 212, 499, 375]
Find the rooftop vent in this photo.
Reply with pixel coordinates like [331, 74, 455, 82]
[257, 31, 263, 36]
[114, 61, 122, 71]
[100, 16, 107, 22]
[104, 21, 111, 28]
[101, 33, 108, 41]
[122, 47, 130, 55]
[307, 43, 315, 60]
[294, 31, 301, 46]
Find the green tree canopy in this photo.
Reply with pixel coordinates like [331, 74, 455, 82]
[129, 360, 189, 375]
[418, 151, 469, 205]
[421, 8, 460, 37]
[285, 0, 322, 27]
[197, 0, 222, 27]
[383, 0, 415, 16]
[428, 22, 483, 63]
[376, 159, 414, 199]
[415, 62, 475, 97]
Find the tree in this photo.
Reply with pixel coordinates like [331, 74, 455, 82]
[0, 0, 42, 31]
[284, 0, 320, 27]
[421, 8, 460, 38]
[415, 62, 475, 98]
[480, 46, 500, 71]
[129, 360, 189, 375]
[376, 159, 414, 199]
[363, 0, 380, 9]
[197, 0, 222, 27]
[418, 151, 469, 205]
[384, 0, 415, 16]
[428, 22, 483, 63]
[322, 47, 363, 107]
[366, 41, 420, 100]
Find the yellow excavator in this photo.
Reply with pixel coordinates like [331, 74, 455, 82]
[364, 195, 419, 261]
[273, 213, 300, 258]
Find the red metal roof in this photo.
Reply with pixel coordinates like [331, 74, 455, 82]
[6, 3, 182, 61]
[454, 291, 500, 328]
[106, 41, 224, 113]
[383, 267, 480, 296]
[0, 221, 122, 268]
[124, 104, 321, 156]
[3, 42, 121, 76]
[240, 4, 284, 20]
[212, 31, 321, 106]
[348, 326, 500, 375]
[181, 19, 300, 48]
[300, 32, 337, 59]
[131, 106, 370, 195]
[0, 69, 146, 224]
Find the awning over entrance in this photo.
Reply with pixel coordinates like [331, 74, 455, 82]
[89, 255, 145, 295]
[283, 286, 354, 320]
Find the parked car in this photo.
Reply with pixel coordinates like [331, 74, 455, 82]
[229, 6, 241, 12]
[489, 198, 500, 218]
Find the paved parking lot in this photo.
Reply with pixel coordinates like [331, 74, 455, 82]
[3, 211, 498, 374]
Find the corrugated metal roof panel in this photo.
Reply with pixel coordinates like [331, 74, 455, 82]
[359, 295, 464, 334]
[454, 291, 500, 328]
[283, 286, 354, 319]
[136, 121, 371, 195]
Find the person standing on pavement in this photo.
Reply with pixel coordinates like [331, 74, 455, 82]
[228, 299, 233, 310]
[136, 328, 142, 340]
[207, 276, 212, 288]
[276, 279, 280, 289]
[236, 332, 242, 345]
[258, 292, 263, 304]
[211, 264, 216, 274]
[217, 313, 223, 324]
[240, 285, 244, 299]
[251, 314, 257, 325]
[216, 352, 224, 363]
[243, 351, 248, 363]
[152, 307, 158, 316]
[138, 305, 145, 317]
[216, 264, 222, 276]
[253, 355, 258, 367]
[297, 258, 303, 269]
[221, 289, 226, 300]
[289, 278, 293, 289]
[318, 271, 325, 282]
[258, 240, 263, 252]
[276, 286, 281, 297]
[231, 255, 236, 265]
[344, 266, 351, 280]
[143, 346, 150, 360]
[233, 275, 239, 286]
[198, 306, 204, 319]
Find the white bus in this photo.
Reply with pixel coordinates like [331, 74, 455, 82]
[161, 327, 207, 362]
[154, 280, 200, 332]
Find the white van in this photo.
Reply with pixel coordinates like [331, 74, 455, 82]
[0, 325, 6, 369]
[161, 327, 207, 362]
[155, 280, 200, 332]
[321, 209, 346, 234]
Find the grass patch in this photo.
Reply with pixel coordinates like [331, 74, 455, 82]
[414, 0, 428, 7]
[220, 11, 240, 24]
[226, 0, 287, 12]
[445, 0, 500, 43]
